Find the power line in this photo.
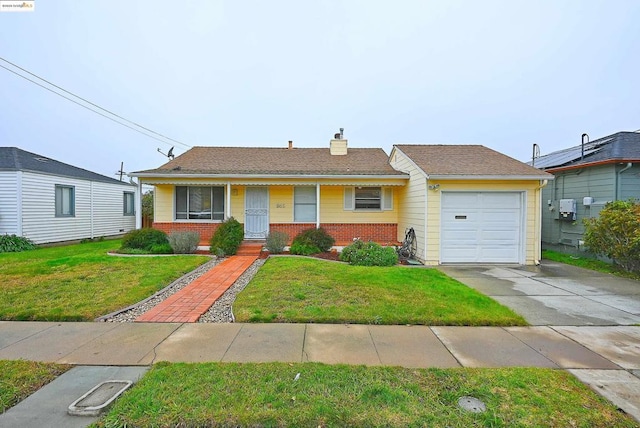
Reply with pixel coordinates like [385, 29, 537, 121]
[0, 57, 191, 149]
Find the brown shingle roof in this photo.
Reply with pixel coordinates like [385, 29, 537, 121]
[136, 146, 404, 176]
[395, 144, 553, 178]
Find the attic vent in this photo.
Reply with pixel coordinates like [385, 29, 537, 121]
[34, 157, 50, 163]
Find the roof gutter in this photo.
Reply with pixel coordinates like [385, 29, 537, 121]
[545, 159, 640, 174]
[427, 174, 554, 181]
[131, 173, 409, 180]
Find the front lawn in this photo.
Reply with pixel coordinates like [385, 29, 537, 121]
[233, 257, 526, 326]
[0, 360, 70, 413]
[95, 362, 637, 427]
[0, 240, 210, 321]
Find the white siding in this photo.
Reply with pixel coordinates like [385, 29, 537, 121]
[0, 171, 19, 235]
[92, 182, 136, 237]
[20, 172, 136, 244]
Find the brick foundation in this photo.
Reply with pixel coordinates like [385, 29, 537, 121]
[153, 222, 398, 246]
[270, 223, 398, 245]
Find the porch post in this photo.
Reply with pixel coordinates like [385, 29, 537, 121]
[226, 182, 232, 219]
[316, 183, 320, 229]
[135, 180, 142, 229]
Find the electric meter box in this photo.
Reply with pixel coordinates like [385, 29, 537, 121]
[559, 199, 577, 221]
[583, 197, 594, 206]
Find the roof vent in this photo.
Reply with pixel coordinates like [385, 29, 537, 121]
[34, 157, 49, 163]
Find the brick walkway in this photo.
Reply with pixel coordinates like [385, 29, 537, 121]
[136, 244, 262, 323]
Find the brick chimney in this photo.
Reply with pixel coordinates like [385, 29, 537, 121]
[288, 140, 293, 149]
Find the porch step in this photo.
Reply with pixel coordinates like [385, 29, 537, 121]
[236, 241, 264, 256]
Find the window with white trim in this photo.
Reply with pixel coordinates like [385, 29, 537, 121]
[355, 187, 381, 209]
[123, 192, 135, 216]
[175, 186, 224, 220]
[294, 186, 316, 222]
[55, 185, 75, 217]
[344, 187, 393, 211]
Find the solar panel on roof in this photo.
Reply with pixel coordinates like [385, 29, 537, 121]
[534, 147, 603, 169]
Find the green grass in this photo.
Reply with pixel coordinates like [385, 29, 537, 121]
[0, 240, 210, 321]
[0, 360, 70, 413]
[543, 249, 640, 280]
[233, 257, 526, 326]
[94, 362, 637, 427]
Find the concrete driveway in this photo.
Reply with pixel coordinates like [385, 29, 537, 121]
[438, 261, 640, 326]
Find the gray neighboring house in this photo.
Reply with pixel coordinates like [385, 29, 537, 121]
[532, 131, 640, 249]
[0, 147, 137, 244]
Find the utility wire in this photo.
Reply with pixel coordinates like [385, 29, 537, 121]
[0, 57, 191, 149]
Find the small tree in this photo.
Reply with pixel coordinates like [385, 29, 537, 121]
[583, 199, 640, 273]
[142, 190, 154, 227]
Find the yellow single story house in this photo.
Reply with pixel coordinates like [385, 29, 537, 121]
[132, 137, 552, 265]
[132, 138, 407, 246]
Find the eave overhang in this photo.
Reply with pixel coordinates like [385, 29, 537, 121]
[133, 172, 409, 186]
[426, 174, 554, 181]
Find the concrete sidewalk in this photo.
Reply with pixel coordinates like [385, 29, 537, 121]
[3, 321, 639, 368]
[1, 321, 639, 422]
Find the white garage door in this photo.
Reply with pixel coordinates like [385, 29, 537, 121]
[441, 192, 523, 263]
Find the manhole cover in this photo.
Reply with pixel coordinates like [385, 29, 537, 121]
[458, 396, 486, 413]
[68, 380, 133, 416]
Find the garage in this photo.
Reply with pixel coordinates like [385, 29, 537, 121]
[441, 192, 524, 263]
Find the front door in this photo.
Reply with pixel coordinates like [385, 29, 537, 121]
[245, 187, 269, 239]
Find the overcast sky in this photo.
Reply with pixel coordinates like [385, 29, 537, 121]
[1, 0, 638, 180]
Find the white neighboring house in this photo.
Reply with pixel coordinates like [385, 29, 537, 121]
[0, 147, 137, 244]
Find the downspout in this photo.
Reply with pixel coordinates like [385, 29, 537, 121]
[535, 179, 549, 265]
[616, 163, 633, 200]
[316, 182, 321, 229]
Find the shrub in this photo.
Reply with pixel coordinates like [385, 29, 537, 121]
[168, 231, 200, 254]
[150, 243, 174, 254]
[0, 234, 37, 253]
[291, 228, 335, 253]
[583, 199, 640, 273]
[340, 240, 399, 266]
[265, 231, 289, 254]
[121, 228, 169, 252]
[210, 217, 244, 256]
[290, 242, 321, 256]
